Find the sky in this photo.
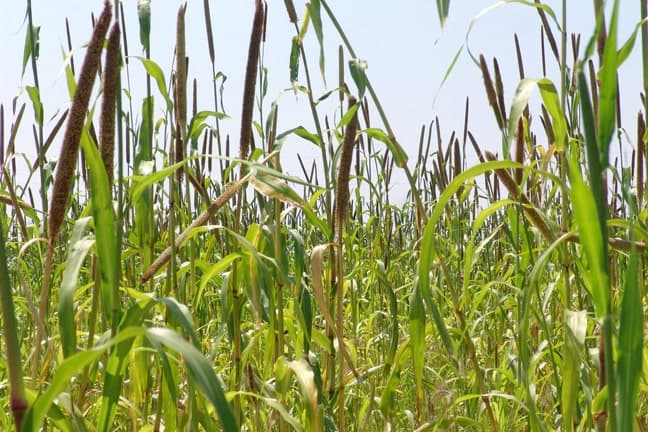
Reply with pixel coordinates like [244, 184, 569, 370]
[0, 1, 645, 199]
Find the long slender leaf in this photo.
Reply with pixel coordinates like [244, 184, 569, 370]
[58, 217, 94, 358]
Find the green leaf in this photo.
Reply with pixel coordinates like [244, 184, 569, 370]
[137, 0, 151, 49]
[289, 36, 300, 83]
[80, 127, 118, 325]
[462, 200, 513, 298]
[97, 300, 159, 431]
[291, 126, 322, 147]
[436, 0, 450, 27]
[537, 79, 567, 151]
[616, 245, 642, 431]
[64, 54, 77, 100]
[379, 341, 409, 414]
[25, 86, 43, 126]
[597, 0, 619, 166]
[233, 391, 302, 431]
[22, 25, 40, 77]
[249, 170, 308, 208]
[577, 71, 606, 220]
[432, 45, 464, 107]
[466, 1, 558, 63]
[507, 78, 566, 152]
[249, 169, 330, 237]
[131, 159, 190, 203]
[339, 102, 359, 129]
[307, 0, 325, 82]
[349, 59, 368, 99]
[133, 56, 173, 112]
[362, 128, 408, 168]
[198, 253, 242, 305]
[156, 297, 201, 348]
[567, 156, 608, 317]
[285, 358, 319, 429]
[419, 160, 521, 357]
[616, 18, 648, 66]
[187, 110, 228, 142]
[135, 96, 154, 267]
[24, 327, 237, 431]
[23, 327, 143, 432]
[146, 328, 238, 430]
[58, 217, 94, 359]
[408, 280, 426, 408]
[562, 309, 586, 431]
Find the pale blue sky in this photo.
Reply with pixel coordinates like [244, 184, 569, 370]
[0, 1, 644, 193]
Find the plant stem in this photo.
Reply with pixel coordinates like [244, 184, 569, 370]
[319, 0, 427, 233]
[0, 224, 28, 430]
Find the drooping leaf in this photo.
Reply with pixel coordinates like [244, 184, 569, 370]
[436, 0, 450, 28]
[187, 110, 228, 143]
[25, 86, 43, 126]
[307, 0, 326, 82]
[349, 59, 368, 99]
[507, 78, 566, 153]
[363, 128, 408, 168]
[22, 25, 40, 77]
[133, 56, 173, 112]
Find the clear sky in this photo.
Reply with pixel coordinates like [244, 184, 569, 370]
[0, 1, 644, 196]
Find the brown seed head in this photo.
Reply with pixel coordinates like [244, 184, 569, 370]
[203, 0, 216, 64]
[100, 22, 121, 186]
[283, 0, 298, 23]
[175, 3, 187, 180]
[49, 1, 112, 244]
[514, 118, 524, 185]
[479, 55, 504, 129]
[238, 0, 264, 176]
[334, 96, 358, 241]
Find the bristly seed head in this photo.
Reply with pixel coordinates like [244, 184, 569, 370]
[479, 55, 504, 130]
[334, 95, 358, 241]
[48, 1, 112, 244]
[100, 22, 121, 186]
[238, 0, 265, 177]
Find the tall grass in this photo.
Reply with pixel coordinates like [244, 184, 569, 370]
[0, 0, 646, 431]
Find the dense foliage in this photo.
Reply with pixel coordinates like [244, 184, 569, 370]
[0, 0, 647, 430]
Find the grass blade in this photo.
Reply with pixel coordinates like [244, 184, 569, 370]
[616, 243, 642, 431]
[0, 222, 28, 429]
[58, 217, 94, 358]
[80, 128, 118, 326]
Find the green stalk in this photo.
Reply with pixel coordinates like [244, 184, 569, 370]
[577, 69, 615, 431]
[642, 0, 648, 118]
[26, 0, 47, 225]
[230, 1, 264, 423]
[138, 0, 154, 291]
[558, 3, 577, 431]
[333, 96, 358, 431]
[0, 225, 28, 430]
[113, 0, 125, 338]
